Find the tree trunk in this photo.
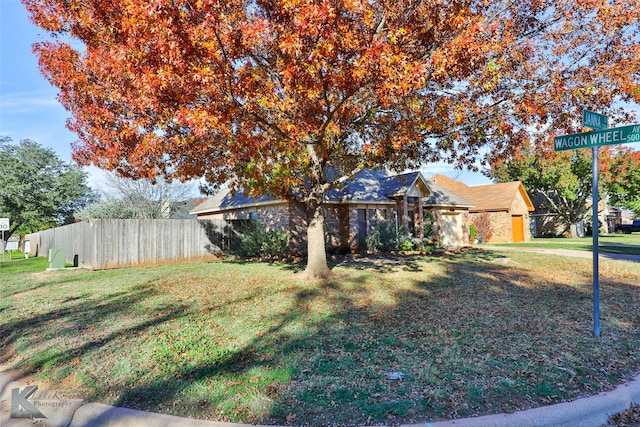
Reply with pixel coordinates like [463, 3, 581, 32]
[569, 223, 579, 239]
[301, 202, 332, 279]
[299, 143, 333, 279]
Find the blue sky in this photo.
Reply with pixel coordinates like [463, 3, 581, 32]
[0, 0, 79, 159]
[3, 0, 637, 191]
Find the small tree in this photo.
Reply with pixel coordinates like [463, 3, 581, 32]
[75, 197, 139, 220]
[78, 172, 197, 219]
[600, 147, 640, 217]
[472, 212, 493, 244]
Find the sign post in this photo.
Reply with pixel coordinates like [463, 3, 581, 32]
[554, 111, 640, 337]
[591, 146, 600, 337]
[0, 218, 9, 263]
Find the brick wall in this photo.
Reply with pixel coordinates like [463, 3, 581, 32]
[474, 211, 512, 243]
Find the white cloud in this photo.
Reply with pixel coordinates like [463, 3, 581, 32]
[0, 90, 61, 114]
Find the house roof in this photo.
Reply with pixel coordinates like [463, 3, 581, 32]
[190, 169, 474, 215]
[189, 187, 283, 216]
[429, 174, 535, 212]
[328, 170, 473, 207]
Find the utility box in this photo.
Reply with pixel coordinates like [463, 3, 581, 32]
[48, 248, 65, 269]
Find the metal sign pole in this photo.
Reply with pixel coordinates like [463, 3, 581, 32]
[592, 146, 600, 337]
[553, 110, 640, 337]
[0, 219, 8, 263]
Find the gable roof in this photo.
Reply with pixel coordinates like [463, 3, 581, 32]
[191, 169, 474, 215]
[189, 187, 282, 216]
[429, 174, 534, 212]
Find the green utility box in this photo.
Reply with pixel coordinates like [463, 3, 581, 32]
[48, 248, 65, 269]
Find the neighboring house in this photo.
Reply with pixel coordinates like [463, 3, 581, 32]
[530, 196, 612, 237]
[190, 169, 474, 253]
[527, 192, 567, 237]
[428, 174, 535, 243]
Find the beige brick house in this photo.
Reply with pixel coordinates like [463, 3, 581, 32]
[191, 169, 474, 253]
[428, 174, 535, 243]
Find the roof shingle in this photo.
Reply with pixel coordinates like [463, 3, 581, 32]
[429, 174, 534, 212]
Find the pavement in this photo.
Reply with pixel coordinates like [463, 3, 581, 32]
[2, 244, 640, 427]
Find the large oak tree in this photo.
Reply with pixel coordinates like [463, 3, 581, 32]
[24, 0, 640, 277]
[0, 137, 94, 238]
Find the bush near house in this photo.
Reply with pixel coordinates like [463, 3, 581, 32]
[469, 224, 477, 243]
[235, 221, 289, 261]
[366, 221, 436, 253]
[366, 221, 404, 253]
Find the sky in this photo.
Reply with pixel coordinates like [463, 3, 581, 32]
[2, 0, 638, 193]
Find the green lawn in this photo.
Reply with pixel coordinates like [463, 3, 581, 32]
[1, 251, 640, 426]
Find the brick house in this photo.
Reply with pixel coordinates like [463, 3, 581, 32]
[530, 195, 612, 237]
[428, 174, 535, 243]
[191, 169, 473, 253]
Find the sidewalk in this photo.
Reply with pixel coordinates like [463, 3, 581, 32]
[480, 245, 640, 263]
[2, 370, 640, 427]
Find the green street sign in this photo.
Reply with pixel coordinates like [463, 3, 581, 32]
[554, 123, 640, 152]
[582, 109, 608, 130]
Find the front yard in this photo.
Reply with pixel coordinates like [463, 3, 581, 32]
[1, 250, 639, 426]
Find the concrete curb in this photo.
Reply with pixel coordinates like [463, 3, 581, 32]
[404, 374, 640, 427]
[0, 373, 257, 427]
[1, 371, 640, 427]
[68, 402, 266, 427]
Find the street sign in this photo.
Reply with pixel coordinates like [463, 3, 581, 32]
[552, 110, 639, 337]
[554, 123, 640, 152]
[583, 109, 609, 130]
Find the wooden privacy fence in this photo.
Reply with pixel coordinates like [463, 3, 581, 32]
[25, 219, 242, 269]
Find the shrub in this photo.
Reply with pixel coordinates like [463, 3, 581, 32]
[235, 221, 289, 260]
[365, 226, 382, 253]
[366, 221, 395, 253]
[365, 221, 412, 253]
[469, 223, 477, 243]
[423, 211, 436, 240]
[472, 212, 493, 243]
[399, 238, 414, 251]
